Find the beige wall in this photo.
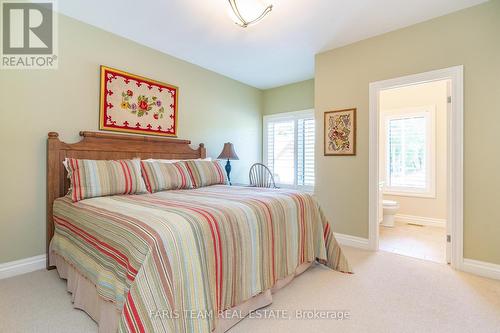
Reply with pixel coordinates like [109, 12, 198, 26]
[0, 14, 262, 263]
[380, 81, 448, 220]
[263, 79, 314, 115]
[315, 0, 500, 265]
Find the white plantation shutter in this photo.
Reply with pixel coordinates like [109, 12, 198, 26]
[297, 118, 315, 187]
[264, 110, 315, 190]
[267, 120, 295, 185]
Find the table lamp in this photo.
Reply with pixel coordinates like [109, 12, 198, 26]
[217, 142, 239, 185]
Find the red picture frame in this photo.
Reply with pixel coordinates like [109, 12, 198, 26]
[99, 66, 178, 137]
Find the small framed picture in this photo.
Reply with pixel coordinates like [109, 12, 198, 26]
[324, 108, 356, 156]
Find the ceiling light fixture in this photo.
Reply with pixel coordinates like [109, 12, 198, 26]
[228, 0, 273, 28]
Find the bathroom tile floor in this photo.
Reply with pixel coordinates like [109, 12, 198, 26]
[379, 222, 446, 263]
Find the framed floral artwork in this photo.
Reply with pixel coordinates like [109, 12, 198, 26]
[99, 66, 178, 137]
[324, 108, 356, 156]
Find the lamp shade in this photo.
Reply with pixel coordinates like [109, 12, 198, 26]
[217, 142, 239, 160]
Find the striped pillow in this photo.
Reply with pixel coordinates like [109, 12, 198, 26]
[140, 161, 193, 193]
[183, 160, 228, 188]
[66, 158, 147, 202]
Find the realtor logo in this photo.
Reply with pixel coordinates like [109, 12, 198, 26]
[1, 0, 57, 69]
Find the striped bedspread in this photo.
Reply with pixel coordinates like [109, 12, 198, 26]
[51, 185, 351, 333]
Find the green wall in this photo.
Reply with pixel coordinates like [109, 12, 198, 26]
[263, 79, 314, 115]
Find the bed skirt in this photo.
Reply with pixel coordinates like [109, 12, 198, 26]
[50, 250, 313, 333]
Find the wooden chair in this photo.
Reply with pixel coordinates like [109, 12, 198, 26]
[249, 163, 277, 188]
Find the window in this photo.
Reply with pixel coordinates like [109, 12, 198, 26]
[264, 110, 315, 191]
[383, 107, 436, 197]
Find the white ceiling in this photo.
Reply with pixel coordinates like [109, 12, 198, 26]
[58, 0, 486, 89]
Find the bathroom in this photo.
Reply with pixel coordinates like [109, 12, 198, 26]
[378, 80, 448, 263]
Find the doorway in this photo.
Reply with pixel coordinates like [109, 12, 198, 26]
[368, 66, 464, 268]
[378, 80, 448, 263]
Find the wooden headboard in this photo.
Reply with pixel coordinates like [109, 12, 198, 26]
[46, 131, 206, 269]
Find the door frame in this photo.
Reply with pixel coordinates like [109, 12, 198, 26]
[368, 66, 464, 269]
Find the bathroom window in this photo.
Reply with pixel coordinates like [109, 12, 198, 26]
[383, 107, 436, 197]
[263, 110, 315, 191]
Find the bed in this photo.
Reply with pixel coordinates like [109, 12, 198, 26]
[47, 131, 351, 333]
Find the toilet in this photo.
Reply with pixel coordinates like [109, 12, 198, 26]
[381, 200, 399, 227]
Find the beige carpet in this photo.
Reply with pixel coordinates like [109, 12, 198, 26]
[1, 247, 499, 333]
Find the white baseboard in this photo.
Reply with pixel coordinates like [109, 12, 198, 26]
[461, 258, 500, 280]
[0, 254, 46, 280]
[334, 233, 370, 250]
[395, 214, 446, 228]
